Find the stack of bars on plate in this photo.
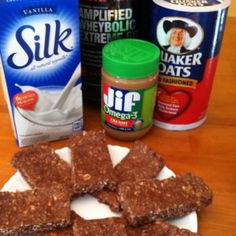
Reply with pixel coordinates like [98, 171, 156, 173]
[0, 130, 213, 235]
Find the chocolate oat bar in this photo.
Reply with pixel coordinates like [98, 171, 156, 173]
[35, 211, 78, 235]
[126, 220, 200, 236]
[118, 173, 213, 226]
[69, 130, 116, 194]
[114, 141, 165, 182]
[93, 189, 121, 212]
[36, 227, 73, 236]
[12, 144, 72, 193]
[0, 186, 71, 235]
[73, 214, 127, 236]
[94, 141, 165, 211]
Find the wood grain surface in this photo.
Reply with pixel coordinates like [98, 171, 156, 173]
[0, 17, 236, 236]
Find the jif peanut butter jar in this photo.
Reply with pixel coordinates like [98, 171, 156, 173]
[101, 39, 160, 141]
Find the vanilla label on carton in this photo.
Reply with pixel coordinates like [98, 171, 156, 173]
[0, 0, 83, 147]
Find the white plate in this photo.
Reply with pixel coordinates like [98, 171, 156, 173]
[1, 145, 198, 232]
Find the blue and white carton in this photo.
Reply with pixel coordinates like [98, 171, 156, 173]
[0, 0, 83, 147]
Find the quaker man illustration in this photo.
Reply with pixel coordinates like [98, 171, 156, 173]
[163, 19, 198, 54]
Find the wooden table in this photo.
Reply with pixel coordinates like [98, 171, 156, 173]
[0, 17, 236, 236]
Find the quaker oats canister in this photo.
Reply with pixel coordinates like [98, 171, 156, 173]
[149, 0, 231, 130]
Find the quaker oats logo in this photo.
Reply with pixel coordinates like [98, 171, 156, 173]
[157, 17, 204, 55]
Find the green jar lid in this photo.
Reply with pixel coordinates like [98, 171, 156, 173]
[102, 39, 160, 79]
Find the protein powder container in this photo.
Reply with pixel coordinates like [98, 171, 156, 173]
[149, 0, 231, 130]
[101, 39, 160, 141]
[80, 0, 147, 102]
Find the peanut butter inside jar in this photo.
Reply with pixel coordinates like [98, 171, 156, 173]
[101, 39, 160, 141]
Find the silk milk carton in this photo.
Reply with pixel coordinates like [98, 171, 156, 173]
[0, 0, 83, 146]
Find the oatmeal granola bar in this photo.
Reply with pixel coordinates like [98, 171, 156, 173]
[93, 189, 121, 212]
[11, 144, 72, 193]
[0, 186, 71, 235]
[114, 141, 165, 182]
[126, 220, 200, 236]
[73, 214, 127, 236]
[118, 173, 213, 226]
[69, 130, 116, 195]
[36, 227, 73, 236]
